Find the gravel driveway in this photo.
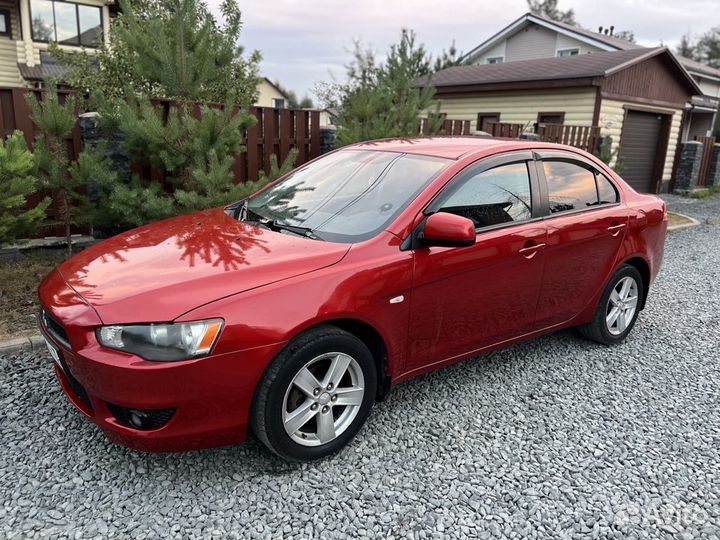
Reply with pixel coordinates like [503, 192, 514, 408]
[2, 195, 719, 540]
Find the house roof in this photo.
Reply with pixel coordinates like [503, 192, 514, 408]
[463, 12, 720, 83]
[422, 47, 701, 95]
[261, 78, 290, 100]
[17, 62, 66, 82]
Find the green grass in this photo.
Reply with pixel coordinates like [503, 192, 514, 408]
[690, 186, 720, 199]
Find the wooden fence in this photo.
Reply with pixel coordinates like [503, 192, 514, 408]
[486, 122, 525, 138]
[0, 87, 322, 184]
[537, 123, 601, 153]
[694, 135, 717, 187]
[420, 118, 473, 136]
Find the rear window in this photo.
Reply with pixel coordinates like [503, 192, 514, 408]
[543, 160, 598, 213]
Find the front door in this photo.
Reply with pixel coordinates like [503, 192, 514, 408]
[533, 157, 631, 328]
[406, 156, 547, 372]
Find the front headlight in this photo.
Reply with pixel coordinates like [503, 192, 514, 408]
[96, 319, 223, 362]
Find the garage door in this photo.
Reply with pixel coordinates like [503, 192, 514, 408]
[619, 110, 666, 193]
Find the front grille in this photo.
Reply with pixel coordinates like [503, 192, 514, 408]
[57, 354, 93, 411]
[41, 309, 71, 350]
[106, 403, 176, 431]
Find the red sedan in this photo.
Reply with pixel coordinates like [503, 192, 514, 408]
[39, 138, 667, 461]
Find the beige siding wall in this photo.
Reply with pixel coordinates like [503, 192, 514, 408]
[696, 77, 720, 98]
[255, 79, 287, 107]
[599, 98, 683, 182]
[436, 88, 597, 131]
[474, 41, 506, 64]
[505, 24, 557, 62]
[555, 34, 604, 55]
[0, 0, 22, 86]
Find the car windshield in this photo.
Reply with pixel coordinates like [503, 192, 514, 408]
[246, 150, 451, 243]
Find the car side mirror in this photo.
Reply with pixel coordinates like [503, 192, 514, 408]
[421, 212, 476, 248]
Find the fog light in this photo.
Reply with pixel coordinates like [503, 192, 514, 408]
[128, 410, 148, 429]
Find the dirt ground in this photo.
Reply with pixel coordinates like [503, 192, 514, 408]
[0, 254, 64, 340]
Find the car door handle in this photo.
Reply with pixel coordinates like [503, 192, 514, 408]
[518, 243, 546, 259]
[607, 223, 627, 236]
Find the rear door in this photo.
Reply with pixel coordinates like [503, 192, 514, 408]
[406, 153, 548, 371]
[532, 153, 632, 329]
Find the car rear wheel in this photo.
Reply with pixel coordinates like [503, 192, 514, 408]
[251, 326, 377, 461]
[579, 264, 644, 345]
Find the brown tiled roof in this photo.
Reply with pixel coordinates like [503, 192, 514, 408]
[422, 48, 662, 88]
[17, 62, 67, 81]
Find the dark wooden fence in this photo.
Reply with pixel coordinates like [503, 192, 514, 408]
[486, 122, 524, 138]
[420, 117, 473, 136]
[0, 88, 322, 184]
[537, 123, 601, 153]
[694, 135, 717, 187]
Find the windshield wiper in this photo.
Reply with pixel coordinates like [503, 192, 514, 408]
[233, 199, 322, 240]
[263, 220, 321, 240]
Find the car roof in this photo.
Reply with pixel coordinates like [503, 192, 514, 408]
[347, 136, 609, 165]
[347, 136, 563, 160]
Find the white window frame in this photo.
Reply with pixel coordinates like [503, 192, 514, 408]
[556, 48, 580, 57]
[486, 56, 504, 64]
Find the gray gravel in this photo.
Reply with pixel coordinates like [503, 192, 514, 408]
[2, 195, 720, 540]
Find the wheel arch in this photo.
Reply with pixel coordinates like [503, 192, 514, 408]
[282, 317, 392, 401]
[619, 256, 651, 310]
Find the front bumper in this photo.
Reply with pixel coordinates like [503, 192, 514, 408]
[38, 270, 286, 452]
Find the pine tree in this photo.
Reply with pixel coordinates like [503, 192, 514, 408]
[52, 0, 261, 108]
[0, 132, 49, 246]
[26, 87, 114, 255]
[337, 29, 443, 146]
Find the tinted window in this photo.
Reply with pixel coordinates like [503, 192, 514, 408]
[543, 161, 598, 213]
[248, 150, 450, 243]
[78, 4, 102, 46]
[596, 173, 619, 204]
[54, 2, 78, 45]
[438, 162, 532, 228]
[31, 0, 55, 41]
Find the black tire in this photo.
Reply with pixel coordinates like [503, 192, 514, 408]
[578, 264, 644, 345]
[251, 325, 377, 461]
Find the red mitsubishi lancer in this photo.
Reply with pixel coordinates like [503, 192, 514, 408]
[39, 137, 667, 461]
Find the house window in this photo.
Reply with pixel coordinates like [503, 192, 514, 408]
[557, 48, 579, 57]
[0, 10, 10, 37]
[477, 113, 500, 133]
[486, 56, 504, 64]
[30, 0, 103, 47]
[272, 98, 286, 109]
[537, 112, 565, 125]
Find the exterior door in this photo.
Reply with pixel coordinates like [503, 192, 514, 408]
[406, 155, 547, 371]
[533, 156, 632, 328]
[620, 110, 667, 193]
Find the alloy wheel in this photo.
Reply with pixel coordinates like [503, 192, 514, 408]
[605, 276, 639, 336]
[282, 352, 365, 447]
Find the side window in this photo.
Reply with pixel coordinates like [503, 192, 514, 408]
[596, 172, 619, 204]
[543, 160, 598, 213]
[437, 162, 533, 228]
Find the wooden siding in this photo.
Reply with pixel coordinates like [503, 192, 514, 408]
[555, 33, 604, 55]
[602, 55, 694, 106]
[599, 98, 682, 183]
[505, 24, 557, 62]
[0, 0, 22, 87]
[435, 88, 597, 132]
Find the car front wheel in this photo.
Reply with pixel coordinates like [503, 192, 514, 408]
[579, 264, 644, 345]
[251, 326, 377, 461]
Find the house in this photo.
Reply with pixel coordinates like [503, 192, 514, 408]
[255, 78, 290, 108]
[0, 0, 112, 87]
[425, 12, 720, 193]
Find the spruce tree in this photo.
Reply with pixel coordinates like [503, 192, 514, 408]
[0, 132, 49, 246]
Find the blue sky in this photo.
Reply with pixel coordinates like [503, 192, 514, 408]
[208, 0, 719, 102]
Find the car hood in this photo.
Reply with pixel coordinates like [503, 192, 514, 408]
[58, 208, 351, 324]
